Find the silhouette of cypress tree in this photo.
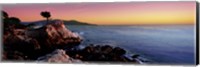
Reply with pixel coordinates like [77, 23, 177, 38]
[40, 11, 51, 24]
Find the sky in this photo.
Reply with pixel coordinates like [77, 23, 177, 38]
[2, 2, 196, 25]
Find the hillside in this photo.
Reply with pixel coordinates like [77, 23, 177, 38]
[21, 19, 96, 26]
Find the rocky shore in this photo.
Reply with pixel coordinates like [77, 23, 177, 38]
[3, 20, 141, 63]
[3, 20, 82, 60]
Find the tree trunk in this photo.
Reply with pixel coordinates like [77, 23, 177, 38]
[46, 18, 49, 25]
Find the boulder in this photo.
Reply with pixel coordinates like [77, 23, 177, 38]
[37, 49, 81, 63]
[112, 47, 126, 56]
[101, 45, 113, 54]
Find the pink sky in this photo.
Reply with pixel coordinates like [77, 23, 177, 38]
[3, 2, 196, 25]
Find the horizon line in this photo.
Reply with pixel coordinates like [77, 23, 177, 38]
[20, 19, 195, 26]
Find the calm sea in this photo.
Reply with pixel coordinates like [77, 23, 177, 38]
[66, 25, 196, 64]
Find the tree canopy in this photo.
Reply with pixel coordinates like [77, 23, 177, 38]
[40, 11, 51, 18]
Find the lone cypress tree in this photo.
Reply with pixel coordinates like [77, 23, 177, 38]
[40, 11, 51, 24]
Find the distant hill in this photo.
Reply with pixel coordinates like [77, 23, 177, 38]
[21, 19, 96, 26]
[63, 20, 95, 25]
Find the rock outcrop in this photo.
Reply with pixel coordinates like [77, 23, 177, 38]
[3, 20, 82, 60]
[65, 44, 138, 63]
[37, 49, 81, 63]
[25, 20, 82, 50]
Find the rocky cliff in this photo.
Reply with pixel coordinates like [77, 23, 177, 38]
[3, 20, 82, 60]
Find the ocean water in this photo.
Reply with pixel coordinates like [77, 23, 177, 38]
[66, 25, 196, 65]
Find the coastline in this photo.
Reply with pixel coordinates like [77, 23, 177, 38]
[3, 20, 142, 64]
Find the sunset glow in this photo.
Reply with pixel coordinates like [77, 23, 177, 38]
[3, 2, 196, 25]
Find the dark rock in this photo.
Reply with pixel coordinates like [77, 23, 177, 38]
[65, 44, 135, 62]
[101, 45, 113, 54]
[2, 51, 28, 61]
[112, 47, 126, 56]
